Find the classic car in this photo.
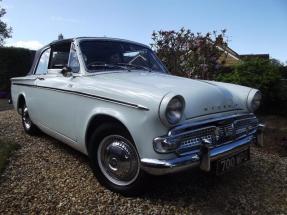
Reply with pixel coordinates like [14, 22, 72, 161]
[11, 37, 262, 196]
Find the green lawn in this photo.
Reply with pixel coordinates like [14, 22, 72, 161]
[0, 139, 19, 175]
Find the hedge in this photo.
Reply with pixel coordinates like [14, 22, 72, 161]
[216, 58, 287, 116]
[0, 47, 35, 93]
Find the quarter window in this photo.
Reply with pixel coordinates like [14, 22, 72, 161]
[68, 44, 80, 73]
[35, 48, 50, 75]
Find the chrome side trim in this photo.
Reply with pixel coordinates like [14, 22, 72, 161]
[12, 83, 149, 111]
[141, 134, 253, 175]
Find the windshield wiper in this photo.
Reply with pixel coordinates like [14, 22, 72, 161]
[87, 63, 130, 71]
[116, 63, 151, 72]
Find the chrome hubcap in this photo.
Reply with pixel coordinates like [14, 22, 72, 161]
[22, 106, 32, 129]
[97, 135, 140, 186]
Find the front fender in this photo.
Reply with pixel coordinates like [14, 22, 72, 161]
[76, 103, 172, 160]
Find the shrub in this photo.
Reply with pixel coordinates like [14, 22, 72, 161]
[216, 58, 286, 115]
[0, 47, 35, 93]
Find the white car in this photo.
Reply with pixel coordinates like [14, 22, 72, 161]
[11, 37, 262, 196]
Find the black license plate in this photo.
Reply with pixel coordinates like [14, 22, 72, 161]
[216, 149, 250, 175]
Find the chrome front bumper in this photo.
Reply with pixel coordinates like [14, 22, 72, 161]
[141, 134, 254, 175]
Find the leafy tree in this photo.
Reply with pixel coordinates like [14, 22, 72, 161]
[151, 27, 228, 80]
[0, 0, 12, 46]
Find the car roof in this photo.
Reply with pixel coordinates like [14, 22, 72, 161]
[45, 37, 150, 49]
[75, 37, 150, 49]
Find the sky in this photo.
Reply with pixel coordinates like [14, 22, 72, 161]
[2, 0, 287, 63]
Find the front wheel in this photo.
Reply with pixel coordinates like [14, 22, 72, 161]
[88, 124, 147, 196]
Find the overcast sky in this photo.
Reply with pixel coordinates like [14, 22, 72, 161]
[2, 0, 287, 63]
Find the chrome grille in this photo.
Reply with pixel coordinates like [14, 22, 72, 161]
[179, 126, 216, 150]
[235, 117, 258, 136]
[217, 123, 235, 143]
[176, 115, 258, 154]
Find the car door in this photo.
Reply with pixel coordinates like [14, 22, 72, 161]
[27, 48, 51, 123]
[34, 42, 80, 142]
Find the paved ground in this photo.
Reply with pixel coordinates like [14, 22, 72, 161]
[0, 110, 286, 214]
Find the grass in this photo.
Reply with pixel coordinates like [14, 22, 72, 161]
[0, 139, 20, 175]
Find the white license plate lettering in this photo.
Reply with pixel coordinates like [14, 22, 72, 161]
[216, 150, 250, 174]
[221, 157, 235, 171]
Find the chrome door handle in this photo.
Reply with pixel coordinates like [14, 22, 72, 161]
[37, 77, 45, 80]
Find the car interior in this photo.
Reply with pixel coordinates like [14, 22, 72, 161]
[49, 42, 71, 69]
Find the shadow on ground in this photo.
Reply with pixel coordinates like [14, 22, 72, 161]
[0, 99, 12, 111]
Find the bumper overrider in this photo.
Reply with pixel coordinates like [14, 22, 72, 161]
[141, 113, 264, 175]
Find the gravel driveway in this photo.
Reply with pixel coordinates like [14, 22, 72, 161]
[0, 110, 286, 214]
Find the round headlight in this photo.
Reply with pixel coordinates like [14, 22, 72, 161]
[166, 96, 185, 124]
[247, 90, 262, 112]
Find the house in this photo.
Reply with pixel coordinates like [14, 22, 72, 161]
[240, 54, 270, 61]
[219, 45, 270, 67]
[218, 46, 241, 66]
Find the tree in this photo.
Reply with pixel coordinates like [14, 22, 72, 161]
[0, 0, 12, 46]
[151, 27, 228, 80]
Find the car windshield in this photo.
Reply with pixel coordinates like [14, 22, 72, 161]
[79, 40, 167, 73]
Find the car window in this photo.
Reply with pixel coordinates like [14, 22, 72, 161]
[35, 48, 50, 75]
[49, 43, 71, 69]
[49, 51, 69, 69]
[68, 43, 80, 73]
[79, 40, 167, 73]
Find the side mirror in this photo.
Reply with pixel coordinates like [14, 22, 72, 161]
[61, 66, 73, 77]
